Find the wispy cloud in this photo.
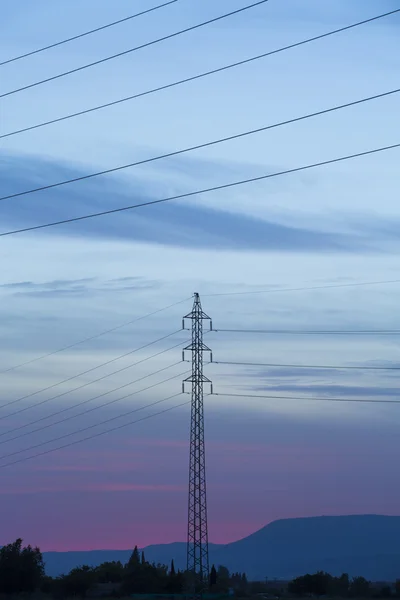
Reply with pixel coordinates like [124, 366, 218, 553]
[0, 275, 161, 298]
[0, 152, 370, 253]
[250, 382, 400, 398]
[0, 483, 186, 495]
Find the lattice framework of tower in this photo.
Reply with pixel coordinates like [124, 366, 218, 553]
[182, 293, 212, 599]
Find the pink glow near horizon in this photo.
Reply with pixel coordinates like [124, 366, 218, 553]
[2, 412, 400, 552]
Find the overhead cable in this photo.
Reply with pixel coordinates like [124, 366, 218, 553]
[0, 394, 190, 470]
[213, 392, 400, 404]
[1, 142, 398, 238]
[0, 296, 191, 375]
[1, 88, 398, 203]
[0, 0, 270, 99]
[0, 368, 190, 460]
[2, 385, 399, 469]
[0, 341, 186, 437]
[2, 9, 398, 140]
[213, 360, 400, 371]
[0, 330, 183, 415]
[213, 329, 400, 335]
[202, 280, 400, 297]
[0, 1, 179, 67]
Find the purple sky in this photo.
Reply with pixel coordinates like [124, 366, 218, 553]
[1, 403, 400, 551]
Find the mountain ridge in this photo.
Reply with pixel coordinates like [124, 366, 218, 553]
[39, 515, 400, 580]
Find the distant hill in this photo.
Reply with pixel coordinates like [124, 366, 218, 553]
[42, 515, 400, 580]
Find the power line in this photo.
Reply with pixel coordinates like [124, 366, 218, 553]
[0, 296, 191, 375]
[0, 341, 186, 438]
[0, 0, 270, 99]
[0, 368, 190, 460]
[213, 361, 400, 371]
[203, 280, 400, 297]
[213, 329, 400, 335]
[1, 142, 399, 238]
[0, 394, 190, 470]
[213, 392, 400, 404]
[2, 9, 398, 141]
[0, 1, 179, 67]
[0, 331, 212, 468]
[2, 87, 398, 203]
[0, 366, 187, 448]
[0, 330, 182, 415]
[0, 337, 184, 422]
[2, 383, 399, 469]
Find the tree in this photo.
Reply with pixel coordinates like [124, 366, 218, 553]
[288, 572, 332, 597]
[173, 569, 185, 593]
[329, 573, 349, 596]
[123, 549, 169, 594]
[0, 538, 45, 594]
[349, 576, 371, 598]
[289, 574, 308, 596]
[95, 561, 124, 583]
[210, 564, 217, 588]
[312, 572, 332, 596]
[164, 560, 183, 594]
[41, 575, 55, 595]
[141, 551, 146, 565]
[127, 545, 141, 570]
[216, 565, 230, 592]
[58, 565, 96, 598]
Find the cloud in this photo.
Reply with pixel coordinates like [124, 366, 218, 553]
[250, 382, 400, 398]
[230, 366, 350, 380]
[0, 275, 161, 298]
[0, 482, 186, 496]
[226, 359, 400, 382]
[0, 152, 368, 253]
[0, 278, 94, 297]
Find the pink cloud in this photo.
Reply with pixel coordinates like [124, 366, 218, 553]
[30, 462, 144, 473]
[87, 483, 186, 493]
[0, 483, 185, 495]
[123, 438, 188, 450]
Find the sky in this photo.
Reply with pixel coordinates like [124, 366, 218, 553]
[0, 0, 399, 552]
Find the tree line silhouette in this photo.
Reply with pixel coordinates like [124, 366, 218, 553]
[2, 539, 399, 598]
[0, 539, 247, 597]
[288, 572, 396, 598]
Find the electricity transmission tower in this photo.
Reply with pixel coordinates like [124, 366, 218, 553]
[182, 293, 213, 599]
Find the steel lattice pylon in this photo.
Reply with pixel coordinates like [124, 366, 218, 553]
[182, 293, 212, 599]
